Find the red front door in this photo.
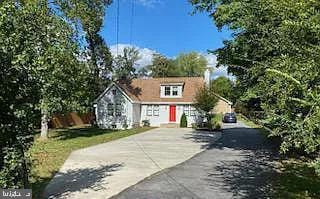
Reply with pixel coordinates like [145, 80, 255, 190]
[169, 105, 176, 122]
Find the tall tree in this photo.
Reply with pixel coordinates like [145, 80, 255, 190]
[210, 77, 234, 100]
[148, 53, 178, 77]
[0, 0, 89, 187]
[190, 0, 320, 157]
[194, 86, 219, 121]
[57, 0, 113, 100]
[137, 67, 150, 78]
[113, 47, 140, 81]
[175, 52, 207, 77]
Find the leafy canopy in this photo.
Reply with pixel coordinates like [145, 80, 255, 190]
[147, 52, 208, 77]
[210, 77, 234, 100]
[190, 0, 320, 155]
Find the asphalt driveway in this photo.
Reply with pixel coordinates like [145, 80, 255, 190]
[44, 128, 221, 199]
[112, 122, 279, 199]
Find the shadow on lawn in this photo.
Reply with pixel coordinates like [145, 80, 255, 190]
[186, 125, 280, 198]
[49, 127, 117, 140]
[43, 163, 123, 199]
[275, 160, 320, 198]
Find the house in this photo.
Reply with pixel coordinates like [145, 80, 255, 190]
[94, 70, 232, 129]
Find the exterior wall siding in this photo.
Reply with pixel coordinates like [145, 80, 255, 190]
[140, 104, 200, 127]
[213, 99, 232, 114]
[96, 85, 133, 129]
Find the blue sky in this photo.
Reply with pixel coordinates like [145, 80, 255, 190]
[100, 0, 233, 79]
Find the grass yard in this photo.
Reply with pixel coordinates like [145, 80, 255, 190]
[238, 115, 320, 198]
[275, 159, 320, 199]
[29, 126, 153, 198]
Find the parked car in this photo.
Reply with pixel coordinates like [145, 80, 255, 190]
[223, 113, 237, 123]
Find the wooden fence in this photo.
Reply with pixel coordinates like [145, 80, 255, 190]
[50, 112, 95, 128]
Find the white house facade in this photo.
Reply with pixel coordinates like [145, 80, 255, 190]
[94, 74, 232, 129]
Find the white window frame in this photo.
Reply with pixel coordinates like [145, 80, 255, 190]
[190, 106, 196, 116]
[147, 105, 153, 116]
[115, 103, 122, 116]
[107, 103, 114, 116]
[172, 86, 178, 96]
[164, 86, 171, 96]
[153, 105, 159, 116]
[183, 105, 189, 116]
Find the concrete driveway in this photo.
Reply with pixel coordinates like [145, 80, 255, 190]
[112, 122, 279, 199]
[44, 128, 221, 199]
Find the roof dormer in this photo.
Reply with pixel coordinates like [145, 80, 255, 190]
[160, 82, 184, 98]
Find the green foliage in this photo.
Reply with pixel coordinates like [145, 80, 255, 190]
[210, 77, 234, 100]
[57, 0, 113, 100]
[211, 114, 222, 130]
[191, 0, 320, 159]
[180, 113, 188, 128]
[175, 52, 207, 77]
[148, 52, 208, 77]
[113, 47, 140, 81]
[0, 0, 98, 188]
[311, 158, 320, 177]
[148, 53, 177, 77]
[194, 86, 219, 118]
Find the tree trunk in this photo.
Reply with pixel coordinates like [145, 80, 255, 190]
[40, 109, 49, 139]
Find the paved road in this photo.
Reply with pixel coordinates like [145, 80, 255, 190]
[44, 128, 221, 199]
[112, 122, 279, 199]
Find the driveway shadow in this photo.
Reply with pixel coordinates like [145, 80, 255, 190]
[44, 163, 123, 199]
[185, 125, 280, 198]
[183, 129, 221, 149]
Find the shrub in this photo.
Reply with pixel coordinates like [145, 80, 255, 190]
[180, 113, 187, 127]
[206, 122, 213, 130]
[215, 122, 222, 130]
[311, 158, 320, 177]
[142, 120, 150, 127]
[210, 114, 223, 130]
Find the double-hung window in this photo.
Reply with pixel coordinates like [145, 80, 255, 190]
[107, 103, 114, 116]
[147, 105, 153, 116]
[153, 105, 159, 116]
[172, 86, 178, 96]
[183, 105, 189, 116]
[164, 86, 171, 96]
[115, 103, 122, 116]
[190, 106, 196, 116]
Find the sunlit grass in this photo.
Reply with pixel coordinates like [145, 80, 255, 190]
[275, 159, 320, 199]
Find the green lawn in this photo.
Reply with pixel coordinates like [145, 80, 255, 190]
[238, 115, 320, 198]
[237, 114, 270, 137]
[275, 159, 320, 199]
[29, 126, 153, 198]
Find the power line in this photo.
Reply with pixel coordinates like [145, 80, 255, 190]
[116, 0, 120, 56]
[129, 0, 135, 45]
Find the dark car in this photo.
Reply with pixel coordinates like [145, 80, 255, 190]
[223, 113, 237, 123]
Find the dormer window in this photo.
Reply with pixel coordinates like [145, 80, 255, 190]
[172, 86, 178, 96]
[160, 83, 183, 98]
[165, 86, 171, 96]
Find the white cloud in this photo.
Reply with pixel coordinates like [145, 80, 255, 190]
[203, 53, 235, 80]
[110, 44, 157, 70]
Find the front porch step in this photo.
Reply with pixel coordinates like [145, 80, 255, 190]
[160, 123, 179, 128]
